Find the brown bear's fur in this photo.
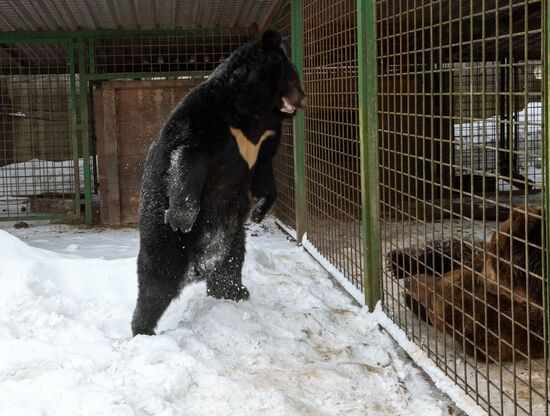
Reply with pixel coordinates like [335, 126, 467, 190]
[484, 206, 543, 306]
[388, 206, 545, 362]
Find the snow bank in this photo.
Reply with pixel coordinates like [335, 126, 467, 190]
[0, 220, 458, 415]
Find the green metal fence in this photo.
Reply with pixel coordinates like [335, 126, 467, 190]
[0, 37, 86, 222]
[271, 0, 548, 415]
[377, 1, 547, 414]
[302, 0, 367, 302]
[270, 0, 382, 305]
[0, 29, 253, 224]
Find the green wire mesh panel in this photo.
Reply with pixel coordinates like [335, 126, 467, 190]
[302, 0, 363, 292]
[377, 1, 547, 414]
[91, 30, 253, 78]
[271, 0, 296, 230]
[0, 43, 81, 219]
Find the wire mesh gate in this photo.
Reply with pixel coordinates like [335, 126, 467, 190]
[270, 0, 548, 414]
[301, 0, 365, 296]
[378, 1, 548, 414]
[0, 39, 85, 221]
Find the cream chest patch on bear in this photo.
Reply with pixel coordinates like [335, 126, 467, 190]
[230, 127, 275, 169]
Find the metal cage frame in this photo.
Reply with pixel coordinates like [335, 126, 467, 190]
[270, 0, 549, 415]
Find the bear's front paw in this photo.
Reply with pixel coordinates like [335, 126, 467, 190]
[164, 207, 198, 233]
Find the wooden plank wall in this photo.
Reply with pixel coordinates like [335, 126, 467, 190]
[94, 78, 203, 225]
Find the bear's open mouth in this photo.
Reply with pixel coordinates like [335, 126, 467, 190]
[280, 97, 296, 114]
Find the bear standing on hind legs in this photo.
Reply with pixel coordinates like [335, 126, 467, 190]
[131, 31, 306, 337]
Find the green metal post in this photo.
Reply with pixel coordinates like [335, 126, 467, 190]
[69, 43, 81, 218]
[77, 37, 93, 225]
[545, 0, 550, 347]
[291, 0, 307, 243]
[357, 0, 381, 309]
[88, 38, 95, 75]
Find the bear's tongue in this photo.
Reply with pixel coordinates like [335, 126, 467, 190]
[280, 97, 295, 114]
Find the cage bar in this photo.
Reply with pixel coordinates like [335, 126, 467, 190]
[68, 43, 81, 219]
[77, 37, 92, 225]
[291, 0, 307, 241]
[545, 0, 550, 346]
[358, 0, 382, 308]
[0, 38, 82, 221]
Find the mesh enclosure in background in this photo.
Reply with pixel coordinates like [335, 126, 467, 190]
[377, 0, 547, 415]
[0, 42, 82, 218]
[91, 30, 253, 77]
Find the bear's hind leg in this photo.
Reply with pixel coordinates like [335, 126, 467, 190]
[131, 253, 186, 336]
[206, 227, 249, 302]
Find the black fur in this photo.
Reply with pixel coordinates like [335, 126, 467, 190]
[131, 31, 306, 336]
[387, 239, 486, 280]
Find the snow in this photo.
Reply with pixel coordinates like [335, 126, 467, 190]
[302, 233, 366, 306]
[0, 218, 460, 416]
[373, 307, 486, 416]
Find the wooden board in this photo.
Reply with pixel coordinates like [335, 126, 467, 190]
[94, 78, 203, 225]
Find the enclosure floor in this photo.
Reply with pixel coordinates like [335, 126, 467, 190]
[381, 218, 548, 416]
[0, 218, 461, 415]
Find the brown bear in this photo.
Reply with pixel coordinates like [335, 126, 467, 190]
[387, 206, 545, 362]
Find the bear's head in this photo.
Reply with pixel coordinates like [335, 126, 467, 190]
[221, 30, 307, 120]
[260, 30, 307, 116]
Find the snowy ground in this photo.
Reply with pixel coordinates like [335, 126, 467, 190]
[0, 218, 459, 416]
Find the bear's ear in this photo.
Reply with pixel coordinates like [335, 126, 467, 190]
[280, 39, 291, 57]
[261, 30, 282, 51]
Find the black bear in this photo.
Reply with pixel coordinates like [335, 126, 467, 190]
[131, 30, 306, 336]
